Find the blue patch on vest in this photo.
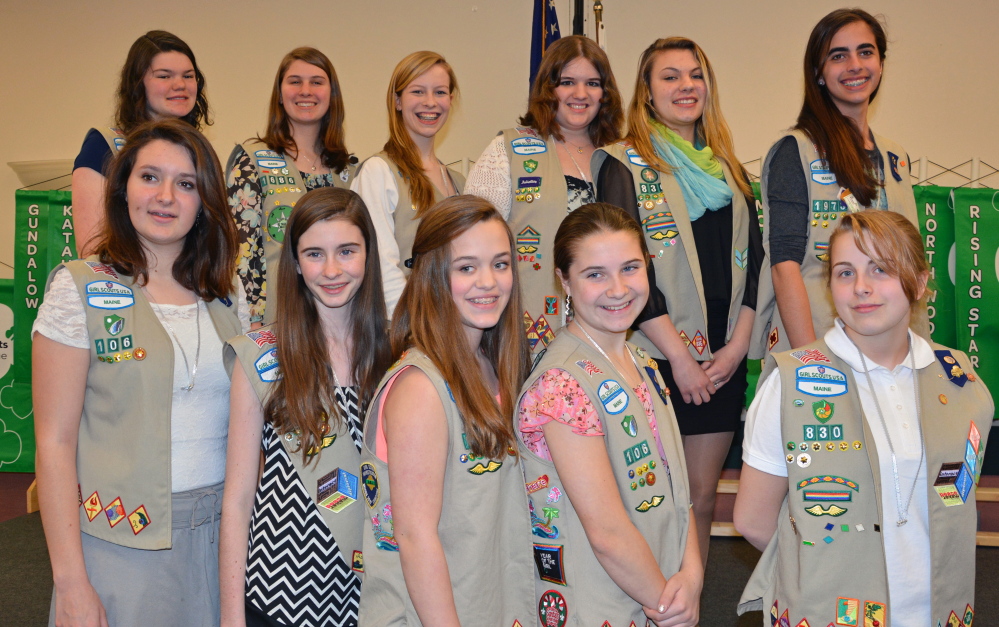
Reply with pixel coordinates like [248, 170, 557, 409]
[794, 364, 847, 397]
[510, 136, 547, 155]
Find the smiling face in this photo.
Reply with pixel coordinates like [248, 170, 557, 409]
[396, 64, 452, 145]
[296, 218, 366, 320]
[449, 219, 514, 347]
[143, 51, 197, 120]
[558, 229, 649, 342]
[830, 232, 925, 348]
[281, 59, 331, 129]
[649, 48, 706, 143]
[127, 139, 200, 258]
[819, 20, 882, 119]
[553, 56, 603, 136]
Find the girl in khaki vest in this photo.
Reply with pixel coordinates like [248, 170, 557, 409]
[358, 196, 534, 625]
[351, 51, 464, 317]
[465, 35, 625, 354]
[226, 47, 358, 328]
[735, 211, 991, 626]
[220, 189, 391, 626]
[35, 120, 245, 626]
[73, 31, 212, 257]
[756, 8, 924, 357]
[519, 203, 701, 626]
[594, 37, 762, 569]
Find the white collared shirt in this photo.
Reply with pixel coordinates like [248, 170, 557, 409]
[743, 320, 933, 625]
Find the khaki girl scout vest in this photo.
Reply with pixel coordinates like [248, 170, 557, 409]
[738, 340, 992, 627]
[97, 127, 126, 154]
[752, 130, 927, 359]
[358, 152, 465, 279]
[518, 331, 691, 626]
[594, 142, 765, 362]
[223, 325, 365, 566]
[501, 128, 570, 356]
[357, 349, 534, 626]
[232, 139, 357, 325]
[60, 258, 240, 550]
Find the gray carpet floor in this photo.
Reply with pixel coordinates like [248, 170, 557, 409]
[1, 513, 995, 625]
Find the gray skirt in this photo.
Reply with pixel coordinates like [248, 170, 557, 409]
[49, 482, 224, 627]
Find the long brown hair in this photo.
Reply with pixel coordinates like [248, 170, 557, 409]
[115, 30, 211, 132]
[383, 51, 459, 216]
[391, 195, 529, 459]
[96, 119, 236, 298]
[626, 37, 752, 197]
[519, 35, 622, 147]
[259, 47, 353, 174]
[266, 188, 392, 462]
[796, 9, 888, 206]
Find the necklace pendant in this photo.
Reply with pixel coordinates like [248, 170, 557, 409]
[896, 518, 907, 527]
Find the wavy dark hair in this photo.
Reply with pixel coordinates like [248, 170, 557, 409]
[96, 119, 236, 298]
[266, 188, 391, 463]
[796, 8, 888, 206]
[519, 35, 622, 147]
[391, 195, 529, 459]
[114, 30, 211, 132]
[259, 47, 352, 175]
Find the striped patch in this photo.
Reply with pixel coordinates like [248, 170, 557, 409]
[517, 226, 540, 246]
[802, 490, 852, 501]
[642, 212, 677, 232]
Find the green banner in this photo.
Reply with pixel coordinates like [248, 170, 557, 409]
[0, 191, 75, 471]
[914, 186, 957, 347]
[953, 188, 999, 392]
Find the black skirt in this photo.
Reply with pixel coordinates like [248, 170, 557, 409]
[654, 355, 748, 435]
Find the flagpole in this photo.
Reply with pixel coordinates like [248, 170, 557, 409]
[593, 0, 604, 49]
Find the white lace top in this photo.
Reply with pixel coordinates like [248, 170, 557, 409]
[464, 134, 514, 219]
[349, 156, 405, 316]
[33, 267, 250, 492]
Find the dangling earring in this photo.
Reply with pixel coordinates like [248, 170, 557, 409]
[817, 78, 825, 86]
[565, 295, 574, 320]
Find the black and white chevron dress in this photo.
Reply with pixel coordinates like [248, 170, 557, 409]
[245, 386, 363, 626]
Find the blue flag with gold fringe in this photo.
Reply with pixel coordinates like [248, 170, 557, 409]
[530, 0, 561, 87]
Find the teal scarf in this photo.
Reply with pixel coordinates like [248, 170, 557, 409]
[650, 122, 733, 220]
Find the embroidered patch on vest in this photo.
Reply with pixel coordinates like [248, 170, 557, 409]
[371, 503, 398, 551]
[809, 159, 836, 185]
[621, 415, 638, 437]
[351, 550, 364, 573]
[795, 619, 810, 627]
[779, 608, 790, 627]
[530, 500, 559, 539]
[538, 589, 567, 627]
[812, 399, 834, 422]
[598, 380, 629, 414]
[85, 281, 134, 310]
[642, 212, 678, 241]
[835, 598, 859, 626]
[511, 137, 547, 155]
[791, 348, 831, 365]
[104, 497, 126, 527]
[635, 495, 664, 512]
[770, 600, 779, 626]
[247, 329, 276, 347]
[768, 326, 779, 350]
[84, 491, 102, 522]
[128, 505, 151, 535]
[797, 475, 859, 491]
[533, 542, 566, 585]
[468, 460, 502, 474]
[523, 159, 539, 173]
[803, 504, 847, 516]
[795, 365, 848, 397]
[526, 475, 550, 493]
[546, 487, 561, 503]
[625, 148, 648, 167]
[85, 261, 119, 279]
[317, 468, 358, 512]
[964, 604, 974, 626]
[862, 601, 885, 627]
[935, 350, 968, 386]
[803, 424, 843, 441]
[575, 359, 602, 376]
[623, 439, 652, 466]
[735, 247, 748, 270]
[887, 151, 903, 182]
[545, 296, 558, 315]
[526, 314, 556, 350]
[254, 348, 280, 382]
[360, 462, 379, 508]
[802, 489, 852, 502]
[266, 205, 292, 243]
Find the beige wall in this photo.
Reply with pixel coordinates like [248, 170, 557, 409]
[2, 0, 997, 279]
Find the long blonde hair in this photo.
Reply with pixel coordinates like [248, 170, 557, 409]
[625, 37, 752, 197]
[384, 51, 459, 216]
